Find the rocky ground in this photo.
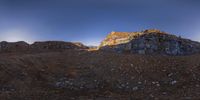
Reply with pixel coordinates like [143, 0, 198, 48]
[0, 49, 200, 100]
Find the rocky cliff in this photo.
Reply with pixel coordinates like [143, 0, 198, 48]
[100, 29, 200, 55]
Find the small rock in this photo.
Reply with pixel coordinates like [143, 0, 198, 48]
[168, 73, 173, 77]
[156, 83, 160, 87]
[162, 92, 167, 95]
[138, 82, 142, 84]
[132, 86, 138, 91]
[111, 68, 115, 71]
[149, 94, 154, 98]
[152, 81, 156, 84]
[171, 80, 177, 85]
[130, 64, 134, 67]
[162, 69, 166, 72]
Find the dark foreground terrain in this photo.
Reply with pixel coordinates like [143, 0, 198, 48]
[0, 49, 200, 100]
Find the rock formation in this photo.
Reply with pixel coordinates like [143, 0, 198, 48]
[100, 31, 143, 47]
[99, 29, 200, 55]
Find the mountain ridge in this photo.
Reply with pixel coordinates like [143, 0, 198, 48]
[0, 41, 88, 52]
[1, 29, 200, 56]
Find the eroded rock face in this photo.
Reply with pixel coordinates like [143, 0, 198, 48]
[100, 29, 200, 55]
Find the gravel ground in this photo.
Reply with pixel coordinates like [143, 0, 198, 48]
[0, 50, 200, 100]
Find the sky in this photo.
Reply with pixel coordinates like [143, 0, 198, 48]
[0, 0, 200, 46]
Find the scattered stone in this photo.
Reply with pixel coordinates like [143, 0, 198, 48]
[138, 81, 142, 84]
[168, 73, 173, 77]
[152, 81, 156, 84]
[162, 92, 167, 95]
[149, 94, 154, 98]
[130, 64, 134, 67]
[156, 83, 160, 87]
[0, 85, 15, 92]
[132, 86, 138, 91]
[171, 80, 177, 85]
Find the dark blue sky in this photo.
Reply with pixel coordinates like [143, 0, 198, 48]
[0, 0, 200, 45]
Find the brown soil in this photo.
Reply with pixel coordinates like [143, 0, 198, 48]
[0, 50, 200, 100]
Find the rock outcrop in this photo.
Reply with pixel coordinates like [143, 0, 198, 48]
[99, 29, 200, 55]
[100, 31, 143, 47]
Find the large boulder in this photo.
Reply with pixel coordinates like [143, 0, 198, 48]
[99, 29, 200, 55]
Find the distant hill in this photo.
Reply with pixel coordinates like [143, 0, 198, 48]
[0, 41, 88, 52]
[99, 29, 200, 55]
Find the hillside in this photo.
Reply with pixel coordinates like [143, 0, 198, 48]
[0, 41, 88, 53]
[0, 49, 200, 100]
